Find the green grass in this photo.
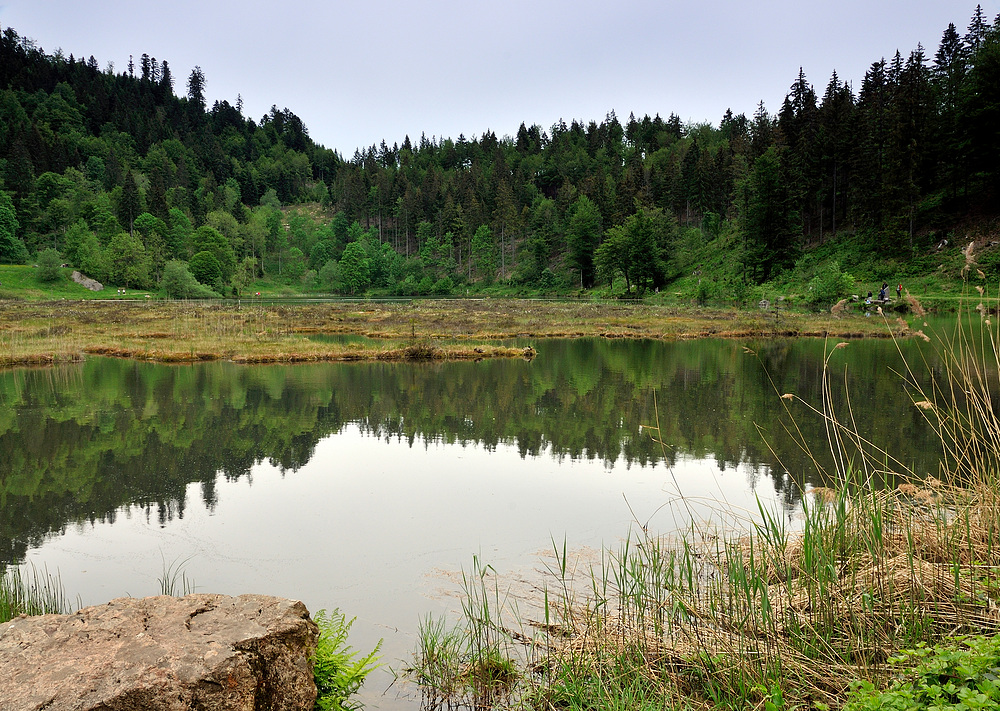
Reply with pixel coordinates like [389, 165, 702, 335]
[0, 264, 111, 300]
[157, 554, 197, 596]
[0, 564, 72, 622]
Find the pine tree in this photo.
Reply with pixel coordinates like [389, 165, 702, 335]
[187, 66, 206, 114]
[894, 45, 934, 247]
[816, 71, 855, 239]
[853, 59, 891, 228]
[966, 4, 989, 53]
[566, 195, 602, 288]
[119, 172, 141, 235]
[743, 147, 800, 283]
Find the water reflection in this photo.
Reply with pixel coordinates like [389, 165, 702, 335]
[0, 338, 941, 569]
[0, 337, 944, 708]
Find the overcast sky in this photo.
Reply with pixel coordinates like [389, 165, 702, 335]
[0, 1, 993, 156]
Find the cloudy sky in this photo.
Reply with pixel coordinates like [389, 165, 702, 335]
[0, 1, 991, 156]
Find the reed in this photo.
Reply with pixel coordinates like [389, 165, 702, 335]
[410, 298, 1000, 710]
[157, 554, 197, 596]
[0, 564, 72, 622]
[408, 555, 522, 709]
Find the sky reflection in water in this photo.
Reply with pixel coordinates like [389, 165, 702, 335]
[21, 424, 780, 708]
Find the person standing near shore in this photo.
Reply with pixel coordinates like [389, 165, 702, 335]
[897, 283, 902, 299]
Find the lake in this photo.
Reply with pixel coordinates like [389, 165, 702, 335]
[0, 335, 943, 708]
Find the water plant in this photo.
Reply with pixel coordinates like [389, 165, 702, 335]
[408, 555, 522, 708]
[0, 564, 72, 622]
[157, 554, 197, 596]
[842, 636, 1000, 711]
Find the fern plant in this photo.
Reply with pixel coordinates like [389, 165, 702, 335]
[312, 608, 383, 711]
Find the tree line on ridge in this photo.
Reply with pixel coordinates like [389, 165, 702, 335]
[0, 5, 998, 297]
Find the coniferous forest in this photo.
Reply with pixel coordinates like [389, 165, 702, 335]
[1, 6, 999, 300]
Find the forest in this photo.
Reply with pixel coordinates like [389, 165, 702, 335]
[1, 5, 999, 301]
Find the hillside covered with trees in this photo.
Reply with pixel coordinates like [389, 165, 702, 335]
[1, 5, 999, 302]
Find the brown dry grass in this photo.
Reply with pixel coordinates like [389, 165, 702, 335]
[520, 477, 1000, 710]
[0, 298, 902, 368]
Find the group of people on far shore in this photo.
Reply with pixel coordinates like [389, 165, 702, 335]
[862, 282, 903, 308]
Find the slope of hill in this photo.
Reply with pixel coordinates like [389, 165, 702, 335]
[1, 7, 999, 306]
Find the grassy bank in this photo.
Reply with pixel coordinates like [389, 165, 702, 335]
[0, 298, 911, 369]
[409, 311, 1000, 710]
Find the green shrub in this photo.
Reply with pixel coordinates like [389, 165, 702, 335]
[318, 259, 342, 291]
[695, 278, 712, 305]
[161, 260, 218, 299]
[843, 636, 1000, 711]
[806, 260, 854, 307]
[433, 276, 454, 295]
[36, 248, 62, 283]
[189, 250, 222, 286]
[312, 608, 382, 711]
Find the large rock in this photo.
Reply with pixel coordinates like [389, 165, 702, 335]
[0, 594, 318, 711]
[70, 270, 103, 291]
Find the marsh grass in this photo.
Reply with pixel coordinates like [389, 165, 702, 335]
[0, 564, 73, 622]
[0, 301, 541, 366]
[0, 299, 899, 370]
[409, 556, 524, 709]
[411, 297, 1000, 710]
[157, 554, 197, 596]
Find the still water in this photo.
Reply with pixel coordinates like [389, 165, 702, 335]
[0, 336, 941, 707]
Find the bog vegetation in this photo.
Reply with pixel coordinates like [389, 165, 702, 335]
[407, 305, 1000, 711]
[1, 6, 999, 306]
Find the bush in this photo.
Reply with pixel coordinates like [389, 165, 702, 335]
[695, 278, 712, 305]
[319, 260, 342, 291]
[36, 248, 62, 283]
[806, 260, 855, 308]
[433, 276, 454, 296]
[161, 260, 218, 299]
